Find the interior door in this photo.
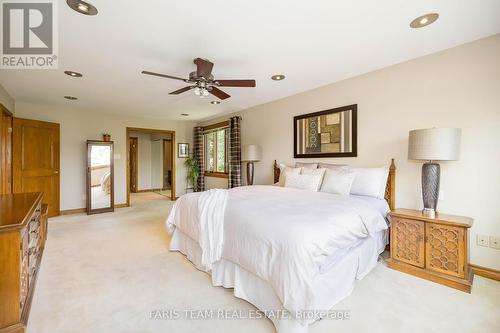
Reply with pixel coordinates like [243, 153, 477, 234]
[13, 118, 60, 217]
[129, 137, 138, 193]
[163, 139, 172, 191]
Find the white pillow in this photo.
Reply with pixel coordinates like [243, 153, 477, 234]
[278, 164, 301, 186]
[318, 163, 348, 171]
[295, 162, 318, 170]
[301, 167, 326, 177]
[350, 166, 389, 199]
[320, 169, 356, 195]
[284, 172, 324, 192]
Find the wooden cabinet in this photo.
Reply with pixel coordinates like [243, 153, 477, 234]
[386, 209, 473, 293]
[0, 193, 47, 333]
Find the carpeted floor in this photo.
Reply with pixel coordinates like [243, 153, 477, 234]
[27, 193, 500, 333]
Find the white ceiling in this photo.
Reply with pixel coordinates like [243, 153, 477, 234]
[1, 0, 499, 121]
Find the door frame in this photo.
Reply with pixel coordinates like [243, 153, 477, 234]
[0, 103, 13, 194]
[126, 127, 176, 206]
[129, 137, 138, 193]
[162, 138, 173, 190]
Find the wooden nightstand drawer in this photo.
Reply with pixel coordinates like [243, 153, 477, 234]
[391, 217, 425, 268]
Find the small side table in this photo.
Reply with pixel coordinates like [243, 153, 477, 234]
[386, 208, 474, 293]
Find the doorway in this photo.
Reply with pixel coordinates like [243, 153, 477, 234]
[160, 139, 173, 194]
[126, 127, 175, 206]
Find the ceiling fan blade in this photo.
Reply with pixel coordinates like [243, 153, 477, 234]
[169, 86, 194, 95]
[142, 71, 187, 82]
[216, 80, 256, 87]
[209, 87, 231, 100]
[194, 58, 214, 79]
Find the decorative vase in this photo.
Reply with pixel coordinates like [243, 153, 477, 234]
[103, 134, 111, 142]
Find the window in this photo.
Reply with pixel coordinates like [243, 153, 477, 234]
[204, 125, 229, 177]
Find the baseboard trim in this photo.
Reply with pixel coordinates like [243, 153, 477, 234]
[470, 264, 500, 281]
[60, 203, 129, 215]
[135, 188, 168, 193]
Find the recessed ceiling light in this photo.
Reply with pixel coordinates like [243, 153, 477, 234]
[410, 13, 439, 29]
[64, 96, 78, 100]
[210, 101, 220, 105]
[271, 74, 285, 81]
[181, 113, 189, 116]
[66, 0, 98, 16]
[64, 70, 83, 78]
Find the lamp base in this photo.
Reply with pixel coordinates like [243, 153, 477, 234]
[422, 162, 440, 217]
[422, 208, 436, 218]
[246, 162, 254, 186]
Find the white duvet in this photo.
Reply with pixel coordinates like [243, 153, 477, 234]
[166, 185, 388, 317]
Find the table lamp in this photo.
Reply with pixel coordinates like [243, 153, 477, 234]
[408, 128, 461, 218]
[242, 145, 262, 185]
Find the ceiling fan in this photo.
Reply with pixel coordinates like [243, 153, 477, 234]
[142, 58, 256, 100]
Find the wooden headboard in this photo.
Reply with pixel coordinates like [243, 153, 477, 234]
[273, 159, 396, 210]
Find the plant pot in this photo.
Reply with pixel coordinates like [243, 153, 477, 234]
[103, 134, 111, 142]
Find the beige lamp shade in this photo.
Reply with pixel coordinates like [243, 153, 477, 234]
[408, 128, 461, 161]
[242, 145, 262, 162]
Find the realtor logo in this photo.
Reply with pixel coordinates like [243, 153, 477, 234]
[1, 0, 58, 69]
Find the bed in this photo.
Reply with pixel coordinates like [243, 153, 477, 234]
[166, 159, 396, 333]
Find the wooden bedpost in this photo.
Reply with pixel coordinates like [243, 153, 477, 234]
[273, 160, 280, 184]
[386, 158, 396, 211]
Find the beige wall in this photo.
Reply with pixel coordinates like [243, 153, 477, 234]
[15, 102, 195, 210]
[201, 35, 500, 269]
[0, 84, 15, 113]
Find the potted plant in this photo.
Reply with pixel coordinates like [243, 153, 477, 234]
[184, 155, 200, 192]
[102, 133, 111, 141]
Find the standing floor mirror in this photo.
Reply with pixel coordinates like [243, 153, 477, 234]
[87, 140, 114, 214]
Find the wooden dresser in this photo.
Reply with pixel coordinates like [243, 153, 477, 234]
[386, 208, 473, 293]
[0, 193, 47, 333]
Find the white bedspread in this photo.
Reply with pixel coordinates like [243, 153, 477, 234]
[166, 185, 388, 318]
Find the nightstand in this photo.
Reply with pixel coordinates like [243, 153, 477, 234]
[386, 208, 474, 293]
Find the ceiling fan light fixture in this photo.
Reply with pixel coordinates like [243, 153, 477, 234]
[142, 57, 254, 100]
[67, 0, 98, 16]
[410, 13, 439, 28]
[271, 74, 285, 81]
[194, 87, 209, 97]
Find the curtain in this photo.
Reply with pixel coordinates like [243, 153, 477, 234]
[193, 126, 205, 192]
[228, 116, 242, 188]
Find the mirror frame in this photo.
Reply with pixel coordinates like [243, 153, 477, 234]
[86, 140, 114, 214]
[293, 104, 357, 158]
